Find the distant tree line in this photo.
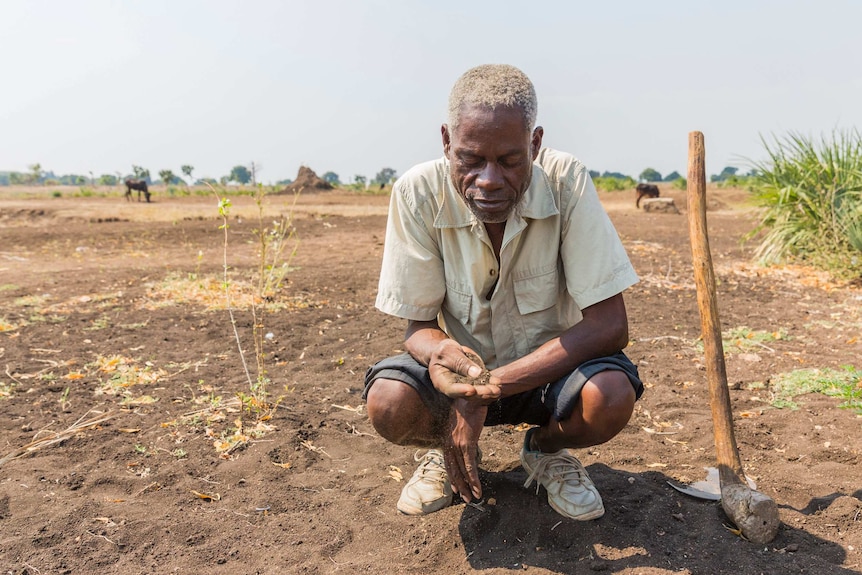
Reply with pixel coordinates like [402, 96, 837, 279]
[583, 165, 754, 192]
[301, 167, 398, 191]
[0, 162, 401, 190]
[17, 162, 764, 191]
[710, 166, 758, 187]
[0, 162, 746, 190]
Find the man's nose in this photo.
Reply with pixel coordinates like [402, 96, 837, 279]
[475, 162, 504, 190]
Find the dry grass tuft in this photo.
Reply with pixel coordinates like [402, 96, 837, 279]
[0, 410, 116, 467]
[92, 355, 166, 399]
[142, 272, 319, 312]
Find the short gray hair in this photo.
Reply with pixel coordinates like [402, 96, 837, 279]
[447, 64, 537, 132]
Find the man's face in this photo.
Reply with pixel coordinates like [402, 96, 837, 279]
[443, 104, 543, 224]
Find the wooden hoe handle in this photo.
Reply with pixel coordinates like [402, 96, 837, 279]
[686, 131, 780, 544]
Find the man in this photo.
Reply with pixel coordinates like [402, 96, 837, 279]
[363, 64, 643, 521]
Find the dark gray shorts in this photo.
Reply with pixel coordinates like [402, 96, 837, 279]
[362, 352, 643, 427]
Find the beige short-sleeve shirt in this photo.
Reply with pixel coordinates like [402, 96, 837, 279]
[375, 148, 638, 370]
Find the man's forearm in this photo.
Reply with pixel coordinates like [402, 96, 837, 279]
[403, 319, 450, 366]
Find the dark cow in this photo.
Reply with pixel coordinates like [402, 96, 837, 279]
[635, 183, 659, 208]
[125, 179, 151, 203]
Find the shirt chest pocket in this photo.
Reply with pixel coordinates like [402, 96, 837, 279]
[513, 267, 560, 315]
[443, 283, 473, 325]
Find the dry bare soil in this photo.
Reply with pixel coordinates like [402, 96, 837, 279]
[0, 187, 860, 575]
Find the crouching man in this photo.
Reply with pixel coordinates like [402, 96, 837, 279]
[363, 64, 643, 520]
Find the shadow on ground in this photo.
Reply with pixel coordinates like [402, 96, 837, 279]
[458, 464, 856, 574]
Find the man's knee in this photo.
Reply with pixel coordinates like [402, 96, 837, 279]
[591, 370, 636, 408]
[580, 371, 636, 442]
[365, 378, 430, 445]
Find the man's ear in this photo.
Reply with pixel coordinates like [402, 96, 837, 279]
[531, 126, 544, 160]
[441, 124, 451, 156]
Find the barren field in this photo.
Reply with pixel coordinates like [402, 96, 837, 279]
[0, 187, 860, 574]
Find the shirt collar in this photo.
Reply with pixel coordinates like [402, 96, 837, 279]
[434, 156, 559, 229]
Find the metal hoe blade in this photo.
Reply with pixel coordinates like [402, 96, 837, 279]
[667, 467, 757, 501]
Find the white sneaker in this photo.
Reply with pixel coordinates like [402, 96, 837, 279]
[520, 428, 605, 520]
[397, 449, 453, 515]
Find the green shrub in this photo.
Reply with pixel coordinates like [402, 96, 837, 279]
[594, 176, 636, 192]
[747, 130, 862, 279]
[345, 182, 389, 195]
[716, 174, 756, 189]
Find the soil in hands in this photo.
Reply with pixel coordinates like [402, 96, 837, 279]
[453, 351, 493, 387]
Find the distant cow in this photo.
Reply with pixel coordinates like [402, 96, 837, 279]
[125, 179, 150, 203]
[635, 183, 659, 208]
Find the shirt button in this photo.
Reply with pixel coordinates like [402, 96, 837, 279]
[490, 269, 497, 276]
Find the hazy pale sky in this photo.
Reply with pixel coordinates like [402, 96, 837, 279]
[2, 1, 861, 183]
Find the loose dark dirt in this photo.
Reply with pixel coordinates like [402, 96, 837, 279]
[0, 187, 860, 574]
[453, 352, 493, 387]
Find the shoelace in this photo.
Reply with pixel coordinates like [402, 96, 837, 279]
[413, 450, 447, 484]
[523, 451, 589, 494]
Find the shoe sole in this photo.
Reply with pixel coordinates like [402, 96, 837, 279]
[397, 497, 452, 516]
[547, 496, 605, 521]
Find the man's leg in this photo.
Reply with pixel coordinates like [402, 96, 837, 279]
[365, 378, 441, 447]
[529, 370, 636, 453]
[366, 376, 455, 515]
[520, 365, 639, 521]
